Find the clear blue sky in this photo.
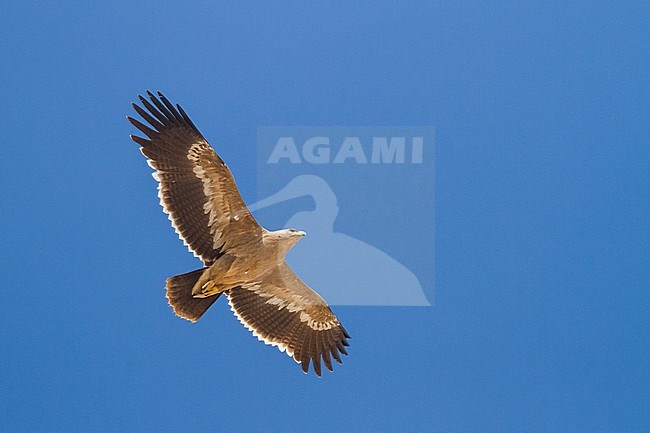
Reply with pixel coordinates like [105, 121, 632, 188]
[1, 2, 648, 432]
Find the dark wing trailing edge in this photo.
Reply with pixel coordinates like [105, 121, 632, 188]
[227, 264, 350, 377]
[128, 91, 263, 265]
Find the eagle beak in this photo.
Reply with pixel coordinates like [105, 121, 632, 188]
[298, 230, 306, 237]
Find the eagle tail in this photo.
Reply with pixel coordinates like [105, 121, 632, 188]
[165, 268, 220, 323]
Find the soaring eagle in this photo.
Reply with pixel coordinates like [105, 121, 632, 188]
[127, 91, 349, 376]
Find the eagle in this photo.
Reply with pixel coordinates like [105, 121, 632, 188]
[127, 91, 349, 376]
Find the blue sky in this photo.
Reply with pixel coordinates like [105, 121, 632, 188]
[1, 2, 648, 432]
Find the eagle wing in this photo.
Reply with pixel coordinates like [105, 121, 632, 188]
[227, 263, 350, 376]
[128, 91, 262, 265]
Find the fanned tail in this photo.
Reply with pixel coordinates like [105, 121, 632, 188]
[165, 268, 220, 322]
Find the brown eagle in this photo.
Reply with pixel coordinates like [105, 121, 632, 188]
[127, 91, 349, 376]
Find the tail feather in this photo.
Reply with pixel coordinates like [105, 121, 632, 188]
[165, 268, 220, 322]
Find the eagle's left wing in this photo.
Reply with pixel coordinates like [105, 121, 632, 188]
[227, 263, 350, 376]
[127, 91, 263, 265]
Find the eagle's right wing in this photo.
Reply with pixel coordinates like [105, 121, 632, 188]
[226, 263, 350, 376]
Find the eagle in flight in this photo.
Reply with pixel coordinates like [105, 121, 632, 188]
[127, 91, 349, 376]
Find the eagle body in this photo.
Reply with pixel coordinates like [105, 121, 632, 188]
[191, 228, 305, 297]
[127, 91, 349, 376]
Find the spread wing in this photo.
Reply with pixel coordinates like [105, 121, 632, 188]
[227, 263, 350, 376]
[128, 91, 263, 265]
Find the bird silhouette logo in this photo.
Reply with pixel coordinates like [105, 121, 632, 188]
[249, 175, 430, 306]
